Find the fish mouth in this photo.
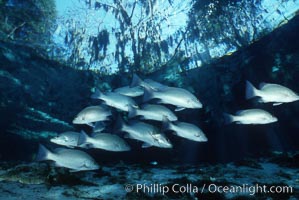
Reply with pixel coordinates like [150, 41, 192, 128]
[166, 143, 173, 148]
[72, 118, 84, 124]
[172, 116, 178, 121]
[294, 97, 299, 101]
[194, 103, 203, 108]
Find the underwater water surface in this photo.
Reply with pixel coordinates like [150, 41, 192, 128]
[0, 0, 299, 199]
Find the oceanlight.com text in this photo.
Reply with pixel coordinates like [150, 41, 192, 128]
[124, 183, 294, 196]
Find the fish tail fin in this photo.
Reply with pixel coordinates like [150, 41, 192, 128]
[223, 113, 235, 124]
[162, 116, 172, 131]
[130, 74, 143, 87]
[91, 88, 102, 99]
[114, 115, 126, 133]
[78, 131, 90, 146]
[128, 105, 137, 118]
[35, 144, 50, 162]
[246, 80, 259, 99]
[143, 86, 155, 102]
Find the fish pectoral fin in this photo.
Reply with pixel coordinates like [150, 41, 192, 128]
[175, 107, 185, 112]
[235, 121, 242, 124]
[87, 122, 95, 127]
[142, 143, 153, 148]
[273, 103, 283, 106]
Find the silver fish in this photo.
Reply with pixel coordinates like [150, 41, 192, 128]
[128, 104, 177, 121]
[50, 131, 81, 148]
[131, 74, 202, 111]
[72, 105, 111, 125]
[163, 117, 208, 142]
[130, 74, 168, 91]
[224, 109, 278, 125]
[143, 86, 202, 111]
[78, 131, 131, 152]
[114, 85, 144, 97]
[36, 144, 99, 172]
[246, 80, 299, 106]
[91, 89, 138, 112]
[117, 118, 172, 148]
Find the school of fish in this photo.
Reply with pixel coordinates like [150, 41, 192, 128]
[36, 75, 299, 171]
